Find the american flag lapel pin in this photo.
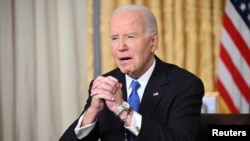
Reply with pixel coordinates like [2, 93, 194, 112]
[153, 92, 159, 96]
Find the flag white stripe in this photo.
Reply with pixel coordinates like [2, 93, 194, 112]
[221, 28, 250, 86]
[218, 60, 249, 113]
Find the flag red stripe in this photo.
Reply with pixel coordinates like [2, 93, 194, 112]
[220, 44, 250, 102]
[223, 14, 250, 66]
[217, 79, 239, 113]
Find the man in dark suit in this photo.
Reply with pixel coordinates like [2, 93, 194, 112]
[60, 4, 204, 141]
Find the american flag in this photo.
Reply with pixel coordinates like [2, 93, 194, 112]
[217, 0, 250, 113]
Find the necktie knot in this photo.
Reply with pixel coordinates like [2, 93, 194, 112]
[131, 80, 140, 92]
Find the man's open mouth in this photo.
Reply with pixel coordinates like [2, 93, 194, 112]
[120, 57, 132, 61]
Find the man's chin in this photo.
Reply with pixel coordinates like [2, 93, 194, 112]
[121, 70, 137, 78]
[119, 68, 130, 74]
[120, 69, 130, 74]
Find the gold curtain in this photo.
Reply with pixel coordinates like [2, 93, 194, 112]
[87, 0, 229, 112]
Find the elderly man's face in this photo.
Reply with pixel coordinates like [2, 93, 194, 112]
[109, 11, 158, 78]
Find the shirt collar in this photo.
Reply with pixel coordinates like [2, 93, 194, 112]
[125, 59, 156, 91]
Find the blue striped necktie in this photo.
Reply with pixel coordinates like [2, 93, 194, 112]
[128, 80, 140, 141]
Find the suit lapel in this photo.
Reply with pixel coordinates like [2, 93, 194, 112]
[139, 58, 168, 117]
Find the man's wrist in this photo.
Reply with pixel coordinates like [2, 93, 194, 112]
[81, 107, 99, 126]
[119, 108, 132, 124]
[114, 101, 130, 116]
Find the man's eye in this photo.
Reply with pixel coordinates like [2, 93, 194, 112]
[111, 37, 118, 41]
[128, 36, 134, 38]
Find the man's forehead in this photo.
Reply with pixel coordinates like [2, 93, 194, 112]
[110, 12, 144, 27]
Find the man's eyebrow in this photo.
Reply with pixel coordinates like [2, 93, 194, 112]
[125, 33, 137, 36]
[110, 34, 118, 37]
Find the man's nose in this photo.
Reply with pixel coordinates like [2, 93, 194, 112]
[118, 39, 127, 51]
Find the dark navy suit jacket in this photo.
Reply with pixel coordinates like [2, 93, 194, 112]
[59, 56, 204, 141]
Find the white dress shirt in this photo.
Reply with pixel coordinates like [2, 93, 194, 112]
[74, 59, 156, 139]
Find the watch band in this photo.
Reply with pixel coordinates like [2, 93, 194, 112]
[114, 101, 130, 116]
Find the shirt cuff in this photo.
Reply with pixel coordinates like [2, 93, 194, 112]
[74, 113, 96, 139]
[125, 111, 142, 136]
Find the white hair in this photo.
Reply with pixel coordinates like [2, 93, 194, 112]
[111, 4, 158, 35]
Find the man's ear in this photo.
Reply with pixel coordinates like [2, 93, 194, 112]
[150, 32, 159, 52]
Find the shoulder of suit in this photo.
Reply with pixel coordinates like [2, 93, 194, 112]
[102, 68, 123, 77]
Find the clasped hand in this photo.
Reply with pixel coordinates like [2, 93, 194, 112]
[90, 76, 123, 113]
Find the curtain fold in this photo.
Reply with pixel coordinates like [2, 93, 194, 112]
[173, 0, 185, 67]
[100, 0, 116, 73]
[0, 0, 88, 141]
[87, 0, 94, 84]
[14, 1, 37, 140]
[199, 0, 213, 91]
[0, 0, 15, 141]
